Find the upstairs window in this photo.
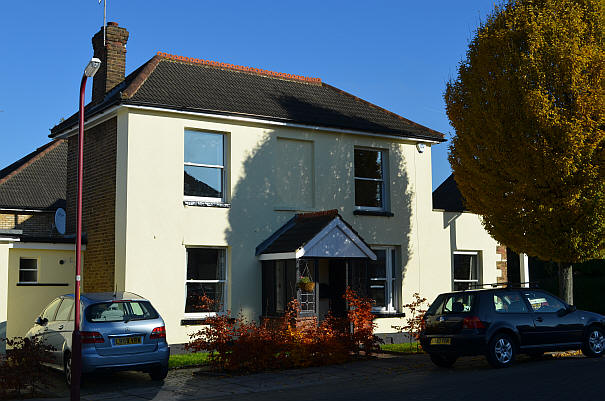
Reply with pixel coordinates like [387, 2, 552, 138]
[19, 258, 38, 283]
[184, 130, 225, 202]
[354, 148, 387, 210]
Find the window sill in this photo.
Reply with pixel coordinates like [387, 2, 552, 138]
[353, 210, 394, 217]
[181, 315, 234, 326]
[16, 282, 69, 286]
[372, 312, 405, 318]
[183, 200, 231, 208]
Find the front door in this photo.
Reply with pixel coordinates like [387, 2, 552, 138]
[329, 260, 347, 317]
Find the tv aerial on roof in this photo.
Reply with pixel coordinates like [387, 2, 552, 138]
[98, 0, 107, 46]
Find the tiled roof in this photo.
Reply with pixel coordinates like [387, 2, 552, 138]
[432, 174, 467, 212]
[0, 140, 67, 210]
[51, 54, 445, 142]
[256, 209, 373, 257]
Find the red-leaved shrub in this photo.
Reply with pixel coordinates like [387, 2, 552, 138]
[392, 292, 430, 351]
[186, 287, 379, 373]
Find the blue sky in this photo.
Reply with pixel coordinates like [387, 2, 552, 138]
[0, 0, 496, 189]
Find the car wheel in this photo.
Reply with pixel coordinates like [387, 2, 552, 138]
[429, 353, 457, 368]
[582, 326, 605, 357]
[64, 352, 72, 386]
[149, 365, 169, 381]
[487, 333, 516, 368]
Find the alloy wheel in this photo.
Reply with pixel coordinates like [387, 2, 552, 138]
[494, 338, 513, 364]
[588, 330, 605, 354]
[65, 355, 72, 386]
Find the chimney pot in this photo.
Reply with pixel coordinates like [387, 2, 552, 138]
[107, 21, 118, 27]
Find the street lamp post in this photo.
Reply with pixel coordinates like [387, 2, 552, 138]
[71, 57, 101, 401]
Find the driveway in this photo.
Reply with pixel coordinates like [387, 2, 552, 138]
[30, 352, 603, 401]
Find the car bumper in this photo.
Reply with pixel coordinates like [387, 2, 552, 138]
[419, 333, 486, 356]
[82, 344, 170, 373]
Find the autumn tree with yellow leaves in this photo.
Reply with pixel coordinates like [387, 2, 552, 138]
[445, 0, 604, 303]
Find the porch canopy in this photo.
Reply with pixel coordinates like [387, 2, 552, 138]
[255, 210, 376, 261]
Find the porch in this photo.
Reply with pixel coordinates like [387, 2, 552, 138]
[257, 210, 394, 321]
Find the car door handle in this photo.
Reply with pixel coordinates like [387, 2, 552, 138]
[536, 317, 544, 322]
[58, 325, 64, 330]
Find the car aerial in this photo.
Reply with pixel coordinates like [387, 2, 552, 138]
[26, 292, 170, 384]
[419, 285, 605, 368]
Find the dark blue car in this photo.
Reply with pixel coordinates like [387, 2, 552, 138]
[420, 287, 605, 368]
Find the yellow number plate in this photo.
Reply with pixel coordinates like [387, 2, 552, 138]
[430, 338, 451, 345]
[114, 336, 141, 346]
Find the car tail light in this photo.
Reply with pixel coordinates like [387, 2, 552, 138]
[150, 326, 166, 340]
[462, 316, 485, 329]
[81, 331, 104, 344]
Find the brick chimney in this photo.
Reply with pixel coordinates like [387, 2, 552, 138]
[91, 22, 129, 103]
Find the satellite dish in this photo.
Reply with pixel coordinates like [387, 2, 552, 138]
[55, 208, 66, 235]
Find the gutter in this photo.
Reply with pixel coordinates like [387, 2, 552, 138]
[123, 103, 444, 144]
[50, 100, 444, 144]
[51, 104, 121, 139]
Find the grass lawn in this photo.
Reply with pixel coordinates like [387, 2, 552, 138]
[169, 352, 211, 369]
[169, 344, 423, 369]
[380, 342, 424, 354]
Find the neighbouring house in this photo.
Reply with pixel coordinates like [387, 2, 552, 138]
[1, 22, 528, 348]
[0, 140, 78, 352]
[432, 174, 530, 289]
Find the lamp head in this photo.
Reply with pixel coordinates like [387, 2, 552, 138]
[84, 58, 102, 77]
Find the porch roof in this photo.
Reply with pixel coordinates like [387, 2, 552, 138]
[256, 210, 376, 261]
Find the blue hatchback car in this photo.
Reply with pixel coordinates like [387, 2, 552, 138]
[26, 292, 170, 384]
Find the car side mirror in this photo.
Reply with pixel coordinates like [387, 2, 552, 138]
[35, 316, 48, 326]
[558, 305, 576, 317]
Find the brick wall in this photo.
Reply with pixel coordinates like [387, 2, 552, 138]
[496, 244, 508, 283]
[92, 22, 129, 104]
[66, 117, 117, 292]
[0, 212, 57, 237]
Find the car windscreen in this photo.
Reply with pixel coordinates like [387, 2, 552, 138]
[85, 301, 159, 323]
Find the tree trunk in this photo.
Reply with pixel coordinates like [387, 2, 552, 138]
[558, 262, 573, 305]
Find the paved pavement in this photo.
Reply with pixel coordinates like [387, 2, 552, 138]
[29, 352, 603, 401]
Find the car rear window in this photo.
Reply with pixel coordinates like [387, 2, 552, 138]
[85, 301, 159, 323]
[442, 293, 475, 313]
[427, 293, 476, 316]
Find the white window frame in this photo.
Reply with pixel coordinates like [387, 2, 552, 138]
[354, 147, 389, 211]
[184, 247, 228, 317]
[184, 130, 226, 203]
[452, 251, 481, 291]
[18, 257, 38, 284]
[370, 247, 397, 313]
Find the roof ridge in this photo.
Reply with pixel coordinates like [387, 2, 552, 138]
[321, 82, 445, 139]
[156, 52, 322, 85]
[122, 55, 163, 99]
[0, 140, 65, 186]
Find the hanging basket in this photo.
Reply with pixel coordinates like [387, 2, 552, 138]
[297, 279, 316, 292]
